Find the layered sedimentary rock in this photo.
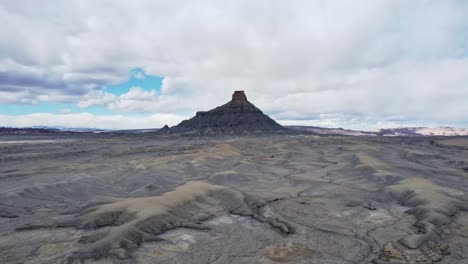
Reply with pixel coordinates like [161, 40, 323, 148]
[163, 91, 286, 135]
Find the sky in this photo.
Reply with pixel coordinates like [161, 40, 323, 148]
[1, 0, 468, 131]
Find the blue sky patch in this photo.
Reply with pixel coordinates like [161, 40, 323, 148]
[106, 68, 163, 96]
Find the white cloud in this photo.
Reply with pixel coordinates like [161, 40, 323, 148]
[77, 86, 221, 114]
[1, 0, 468, 129]
[78, 90, 117, 108]
[59, 108, 72, 114]
[132, 71, 145, 80]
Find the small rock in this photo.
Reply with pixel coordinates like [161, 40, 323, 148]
[363, 202, 377, 210]
[0, 210, 18, 218]
[345, 200, 363, 207]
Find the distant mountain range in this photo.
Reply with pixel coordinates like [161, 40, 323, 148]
[0, 127, 62, 135]
[2, 125, 468, 137]
[377, 127, 468, 136]
[285, 126, 376, 136]
[287, 126, 468, 137]
[30, 126, 109, 133]
[0, 126, 107, 135]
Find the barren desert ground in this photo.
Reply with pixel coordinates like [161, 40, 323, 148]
[1, 134, 468, 264]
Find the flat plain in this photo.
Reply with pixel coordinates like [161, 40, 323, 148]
[0, 134, 467, 264]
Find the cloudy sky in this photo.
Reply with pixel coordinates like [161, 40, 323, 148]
[1, 0, 468, 131]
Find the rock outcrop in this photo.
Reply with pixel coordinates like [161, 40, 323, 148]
[164, 91, 287, 135]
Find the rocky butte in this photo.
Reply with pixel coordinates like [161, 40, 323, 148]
[161, 91, 287, 135]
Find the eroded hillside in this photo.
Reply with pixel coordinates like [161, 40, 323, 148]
[0, 135, 467, 263]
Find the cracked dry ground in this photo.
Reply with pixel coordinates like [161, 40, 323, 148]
[0, 135, 468, 264]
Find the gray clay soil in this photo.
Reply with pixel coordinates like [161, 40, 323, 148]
[0, 134, 467, 263]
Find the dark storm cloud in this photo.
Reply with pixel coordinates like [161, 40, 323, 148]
[0, 71, 65, 90]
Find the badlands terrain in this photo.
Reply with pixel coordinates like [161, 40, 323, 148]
[0, 133, 467, 264]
